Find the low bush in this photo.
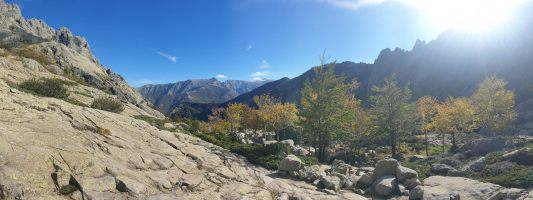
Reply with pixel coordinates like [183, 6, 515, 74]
[300, 156, 319, 166]
[402, 159, 432, 179]
[90, 97, 124, 113]
[477, 166, 533, 188]
[9, 46, 55, 66]
[19, 78, 69, 98]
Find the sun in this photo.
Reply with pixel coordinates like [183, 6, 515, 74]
[410, 0, 523, 33]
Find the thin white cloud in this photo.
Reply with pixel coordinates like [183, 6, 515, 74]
[134, 79, 159, 86]
[156, 51, 179, 64]
[258, 59, 271, 69]
[252, 77, 267, 82]
[246, 45, 253, 51]
[323, 0, 396, 11]
[216, 74, 229, 79]
[251, 71, 270, 77]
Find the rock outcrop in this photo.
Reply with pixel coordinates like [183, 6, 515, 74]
[423, 176, 532, 200]
[0, 0, 162, 119]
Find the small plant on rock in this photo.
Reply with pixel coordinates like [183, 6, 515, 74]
[90, 97, 124, 113]
[19, 78, 69, 98]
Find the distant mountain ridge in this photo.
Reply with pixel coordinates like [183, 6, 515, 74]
[171, 3, 533, 134]
[138, 78, 270, 114]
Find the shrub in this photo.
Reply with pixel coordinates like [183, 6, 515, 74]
[65, 98, 87, 107]
[19, 78, 69, 98]
[300, 156, 319, 166]
[91, 97, 124, 113]
[402, 159, 432, 179]
[133, 115, 172, 130]
[479, 166, 533, 188]
[9, 46, 55, 66]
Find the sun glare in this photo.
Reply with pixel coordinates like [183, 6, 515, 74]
[410, 0, 523, 33]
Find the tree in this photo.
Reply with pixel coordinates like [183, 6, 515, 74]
[417, 96, 439, 156]
[225, 103, 251, 133]
[433, 97, 477, 152]
[207, 107, 229, 134]
[369, 76, 417, 159]
[344, 96, 371, 159]
[299, 58, 355, 162]
[254, 94, 298, 141]
[471, 74, 517, 134]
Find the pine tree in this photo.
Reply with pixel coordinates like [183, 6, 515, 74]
[369, 76, 417, 159]
[299, 58, 354, 161]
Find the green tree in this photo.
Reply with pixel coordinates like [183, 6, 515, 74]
[299, 58, 355, 162]
[369, 76, 417, 159]
[471, 74, 517, 134]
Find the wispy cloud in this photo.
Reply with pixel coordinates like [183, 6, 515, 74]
[216, 74, 229, 79]
[251, 71, 270, 77]
[258, 59, 271, 69]
[134, 79, 159, 86]
[156, 51, 179, 64]
[252, 77, 267, 82]
[322, 0, 394, 11]
[246, 45, 253, 51]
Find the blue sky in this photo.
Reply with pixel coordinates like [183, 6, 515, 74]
[9, 0, 445, 86]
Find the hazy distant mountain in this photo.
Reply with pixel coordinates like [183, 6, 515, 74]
[172, 4, 533, 133]
[138, 78, 270, 114]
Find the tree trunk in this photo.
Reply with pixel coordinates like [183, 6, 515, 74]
[425, 131, 429, 156]
[451, 132, 457, 152]
[391, 132, 397, 159]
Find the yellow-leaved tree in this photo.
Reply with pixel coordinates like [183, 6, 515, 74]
[417, 96, 439, 156]
[225, 103, 251, 133]
[254, 94, 298, 141]
[471, 75, 517, 134]
[433, 97, 477, 152]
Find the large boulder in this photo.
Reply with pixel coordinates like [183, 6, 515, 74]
[298, 165, 328, 182]
[319, 175, 341, 191]
[278, 154, 302, 172]
[463, 157, 486, 172]
[358, 172, 374, 187]
[423, 176, 502, 200]
[293, 146, 310, 157]
[373, 158, 399, 178]
[373, 176, 397, 197]
[396, 166, 418, 182]
[280, 139, 295, 147]
[504, 148, 533, 166]
[468, 137, 510, 156]
[404, 177, 421, 190]
[431, 163, 455, 176]
[409, 185, 424, 200]
[329, 159, 353, 175]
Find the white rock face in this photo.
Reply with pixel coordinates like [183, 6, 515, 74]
[423, 176, 505, 200]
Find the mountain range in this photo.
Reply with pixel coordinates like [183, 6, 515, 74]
[167, 3, 533, 133]
[137, 78, 269, 114]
